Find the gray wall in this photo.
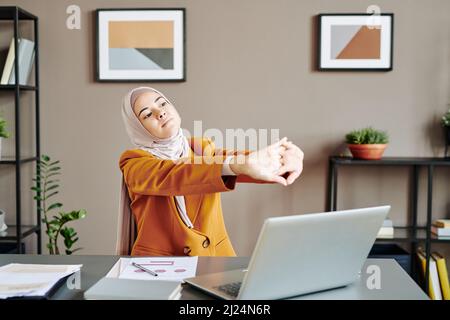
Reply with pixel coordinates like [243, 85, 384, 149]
[0, 0, 449, 258]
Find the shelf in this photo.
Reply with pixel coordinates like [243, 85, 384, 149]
[0, 156, 38, 165]
[375, 227, 450, 243]
[0, 225, 40, 241]
[331, 156, 450, 166]
[0, 6, 37, 20]
[376, 227, 423, 243]
[0, 6, 41, 254]
[328, 155, 449, 294]
[430, 234, 450, 243]
[0, 85, 37, 91]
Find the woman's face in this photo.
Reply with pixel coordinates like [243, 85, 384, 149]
[132, 91, 181, 139]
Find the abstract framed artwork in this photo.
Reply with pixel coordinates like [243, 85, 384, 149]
[96, 8, 185, 82]
[318, 13, 394, 71]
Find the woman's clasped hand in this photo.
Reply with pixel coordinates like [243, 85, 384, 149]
[229, 137, 304, 186]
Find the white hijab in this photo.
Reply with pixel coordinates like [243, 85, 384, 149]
[116, 86, 193, 255]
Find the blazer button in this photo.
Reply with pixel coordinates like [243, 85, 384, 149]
[183, 246, 191, 255]
[202, 239, 210, 248]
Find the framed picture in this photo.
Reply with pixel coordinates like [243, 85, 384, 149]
[96, 8, 185, 82]
[318, 13, 393, 71]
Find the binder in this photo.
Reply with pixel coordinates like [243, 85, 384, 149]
[8, 38, 35, 85]
[432, 252, 450, 300]
[0, 38, 15, 84]
[417, 249, 442, 300]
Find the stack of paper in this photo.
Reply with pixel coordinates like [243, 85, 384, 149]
[113, 256, 198, 282]
[84, 257, 198, 300]
[0, 263, 82, 299]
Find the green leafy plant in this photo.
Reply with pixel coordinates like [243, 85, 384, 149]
[345, 127, 389, 145]
[442, 109, 450, 127]
[31, 155, 87, 255]
[0, 114, 10, 138]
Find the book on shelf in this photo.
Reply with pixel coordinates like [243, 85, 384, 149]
[433, 219, 450, 228]
[377, 227, 394, 238]
[431, 226, 450, 237]
[431, 252, 450, 300]
[377, 219, 394, 238]
[417, 248, 443, 300]
[0, 38, 15, 84]
[6, 38, 35, 86]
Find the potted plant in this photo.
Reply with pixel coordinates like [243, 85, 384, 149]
[441, 109, 450, 157]
[31, 155, 87, 254]
[345, 127, 389, 160]
[0, 114, 11, 160]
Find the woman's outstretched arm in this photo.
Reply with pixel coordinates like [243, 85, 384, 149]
[120, 150, 238, 196]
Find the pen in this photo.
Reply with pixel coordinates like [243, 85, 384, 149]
[132, 262, 158, 277]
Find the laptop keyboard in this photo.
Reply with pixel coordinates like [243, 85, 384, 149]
[216, 282, 242, 297]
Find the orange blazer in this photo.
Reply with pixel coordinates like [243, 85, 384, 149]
[119, 137, 264, 257]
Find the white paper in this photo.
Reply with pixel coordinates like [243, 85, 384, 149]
[0, 263, 82, 299]
[117, 257, 198, 282]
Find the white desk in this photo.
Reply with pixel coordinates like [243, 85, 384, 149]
[0, 255, 428, 300]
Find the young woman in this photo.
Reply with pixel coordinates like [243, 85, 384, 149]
[117, 87, 303, 256]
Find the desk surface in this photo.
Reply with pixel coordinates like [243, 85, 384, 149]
[0, 255, 428, 300]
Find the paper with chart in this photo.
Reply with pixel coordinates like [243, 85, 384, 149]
[118, 257, 198, 282]
[0, 263, 82, 299]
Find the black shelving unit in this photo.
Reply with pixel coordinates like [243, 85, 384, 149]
[0, 6, 41, 254]
[327, 156, 450, 295]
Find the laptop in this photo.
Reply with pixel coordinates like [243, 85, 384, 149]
[185, 205, 390, 300]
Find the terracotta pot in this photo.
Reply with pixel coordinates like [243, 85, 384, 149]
[347, 144, 387, 160]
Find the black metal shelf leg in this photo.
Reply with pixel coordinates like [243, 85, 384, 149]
[34, 17, 41, 254]
[410, 165, 419, 279]
[424, 165, 434, 294]
[327, 159, 338, 211]
[13, 7, 23, 254]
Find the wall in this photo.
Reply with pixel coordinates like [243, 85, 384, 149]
[0, 0, 449, 257]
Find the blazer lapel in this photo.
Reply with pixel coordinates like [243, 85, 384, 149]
[184, 137, 208, 226]
[185, 193, 204, 227]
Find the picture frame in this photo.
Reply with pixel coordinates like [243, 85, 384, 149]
[317, 13, 394, 71]
[96, 8, 186, 82]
